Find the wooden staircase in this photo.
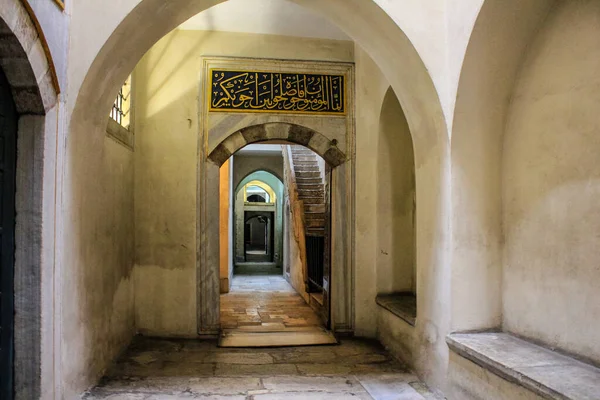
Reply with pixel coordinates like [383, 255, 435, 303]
[290, 146, 326, 237]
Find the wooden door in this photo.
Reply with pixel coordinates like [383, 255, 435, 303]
[0, 66, 18, 400]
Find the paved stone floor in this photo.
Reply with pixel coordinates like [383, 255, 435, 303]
[220, 275, 322, 330]
[84, 336, 443, 399]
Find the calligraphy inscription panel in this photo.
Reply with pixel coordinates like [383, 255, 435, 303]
[210, 69, 345, 115]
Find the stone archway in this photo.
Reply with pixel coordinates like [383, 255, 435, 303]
[0, 1, 59, 399]
[68, 0, 452, 391]
[208, 123, 346, 167]
[198, 124, 349, 335]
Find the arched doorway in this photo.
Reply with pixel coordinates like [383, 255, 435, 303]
[200, 119, 351, 336]
[0, 63, 18, 400]
[218, 140, 336, 346]
[0, 3, 59, 398]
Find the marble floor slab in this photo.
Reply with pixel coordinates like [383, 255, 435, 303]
[84, 337, 443, 399]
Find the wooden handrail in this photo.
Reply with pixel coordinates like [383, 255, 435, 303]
[282, 145, 308, 286]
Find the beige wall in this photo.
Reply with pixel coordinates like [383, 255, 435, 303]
[450, 0, 552, 333]
[502, 1, 600, 364]
[377, 87, 416, 294]
[133, 29, 353, 337]
[60, 133, 135, 398]
[354, 45, 392, 337]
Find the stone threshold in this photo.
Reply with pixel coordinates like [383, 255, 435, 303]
[375, 293, 416, 326]
[447, 332, 600, 400]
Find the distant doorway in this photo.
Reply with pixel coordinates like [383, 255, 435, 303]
[244, 212, 274, 262]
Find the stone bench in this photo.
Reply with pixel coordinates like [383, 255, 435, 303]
[446, 332, 600, 400]
[375, 293, 416, 326]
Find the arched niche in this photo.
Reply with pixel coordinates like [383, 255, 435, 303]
[377, 87, 416, 296]
[450, 0, 554, 333]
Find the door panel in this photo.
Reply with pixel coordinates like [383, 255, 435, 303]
[0, 66, 17, 400]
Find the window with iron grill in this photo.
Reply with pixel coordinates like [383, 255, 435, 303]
[110, 86, 124, 125]
[109, 76, 131, 129]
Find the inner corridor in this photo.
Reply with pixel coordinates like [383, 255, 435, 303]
[220, 275, 321, 330]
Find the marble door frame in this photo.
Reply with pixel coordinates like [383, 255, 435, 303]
[197, 57, 355, 336]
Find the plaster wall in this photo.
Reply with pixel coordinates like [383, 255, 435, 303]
[60, 132, 135, 398]
[133, 30, 353, 337]
[502, 1, 600, 364]
[355, 44, 451, 391]
[376, 87, 415, 295]
[377, 308, 416, 368]
[353, 45, 390, 338]
[450, 0, 553, 332]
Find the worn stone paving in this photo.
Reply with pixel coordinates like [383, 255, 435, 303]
[84, 337, 442, 399]
[220, 275, 322, 330]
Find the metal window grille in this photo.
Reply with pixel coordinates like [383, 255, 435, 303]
[110, 78, 131, 128]
[110, 86, 125, 125]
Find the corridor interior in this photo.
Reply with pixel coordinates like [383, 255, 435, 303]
[84, 143, 440, 399]
[217, 143, 337, 347]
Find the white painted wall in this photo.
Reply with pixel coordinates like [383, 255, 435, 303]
[503, 0, 600, 364]
[179, 0, 349, 40]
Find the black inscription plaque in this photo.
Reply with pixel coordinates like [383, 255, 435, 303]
[209, 70, 345, 115]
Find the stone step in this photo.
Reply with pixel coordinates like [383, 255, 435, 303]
[298, 184, 322, 191]
[296, 181, 321, 187]
[293, 160, 318, 166]
[293, 156, 316, 162]
[304, 212, 325, 220]
[292, 147, 313, 153]
[305, 204, 326, 213]
[299, 191, 324, 198]
[306, 228, 325, 236]
[300, 197, 323, 204]
[296, 171, 320, 178]
[294, 165, 319, 170]
[296, 169, 320, 175]
[305, 218, 325, 228]
[296, 176, 321, 182]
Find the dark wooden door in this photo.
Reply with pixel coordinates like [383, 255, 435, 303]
[0, 66, 17, 400]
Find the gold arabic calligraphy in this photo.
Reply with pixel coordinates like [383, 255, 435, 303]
[210, 70, 345, 114]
